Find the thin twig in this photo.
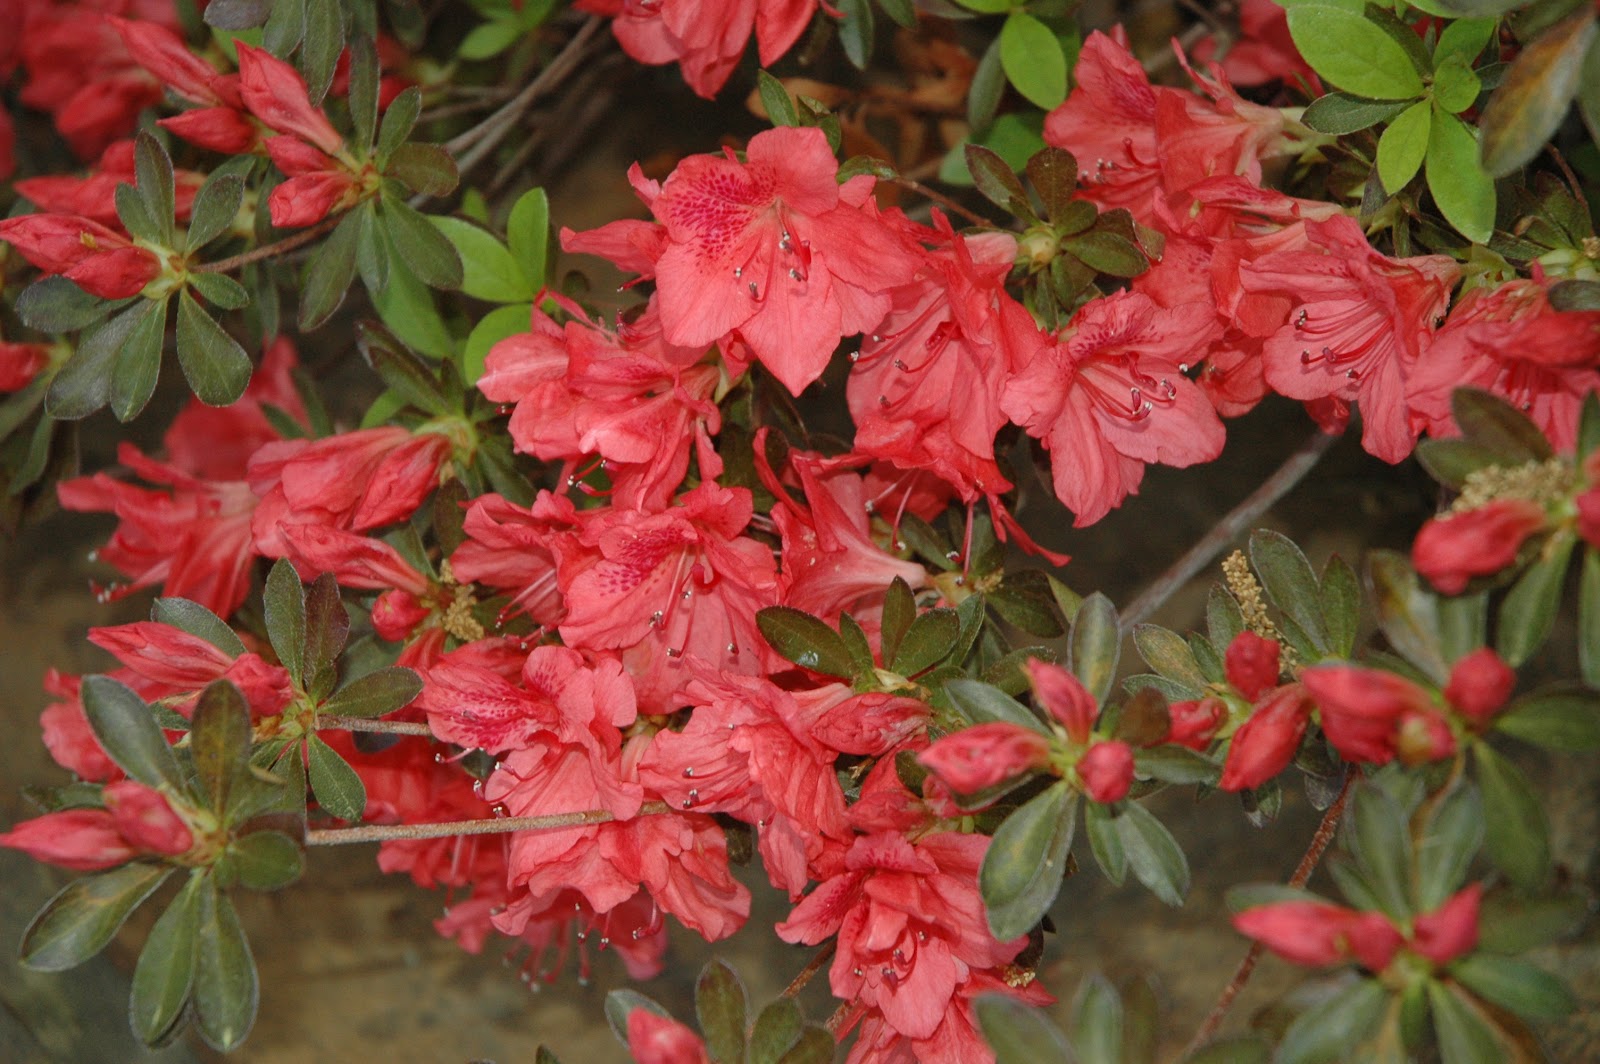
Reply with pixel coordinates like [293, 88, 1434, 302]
[1180, 772, 1356, 1057]
[1143, 23, 1211, 77]
[306, 800, 673, 845]
[886, 175, 994, 228]
[318, 715, 433, 736]
[782, 943, 837, 999]
[192, 212, 347, 274]
[1120, 429, 1339, 633]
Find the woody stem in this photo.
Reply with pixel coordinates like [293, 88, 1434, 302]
[886, 176, 995, 228]
[305, 800, 673, 845]
[192, 211, 347, 274]
[1121, 428, 1339, 634]
[782, 942, 837, 999]
[1179, 771, 1356, 1057]
[317, 715, 434, 736]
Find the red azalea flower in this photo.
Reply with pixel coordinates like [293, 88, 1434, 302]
[627, 1010, 710, 1064]
[234, 41, 344, 155]
[1225, 630, 1282, 701]
[1233, 900, 1403, 970]
[919, 722, 1052, 796]
[0, 213, 162, 298]
[449, 490, 585, 629]
[1218, 683, 1313, 791]
[584, 0, 817, 99]
[0, 340, 51, 391]
[1077, 739, 1135, 803]
[17, 140, 203, 228]
[1412, 498, 1548, 595]
[1443, 648, 1516, 727]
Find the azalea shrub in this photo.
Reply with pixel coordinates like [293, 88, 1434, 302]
[2, 0, 1599, 1061]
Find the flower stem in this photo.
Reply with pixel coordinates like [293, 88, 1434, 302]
[192, 212, 347, 274]
[1121, 428, 1340, 634]
[305, 800, 673, 845]
[317, 715, 433, 736]
[782, 942, 836, 999]
[886, 176, 994, 228]
[1180, 771, 1356, 1056]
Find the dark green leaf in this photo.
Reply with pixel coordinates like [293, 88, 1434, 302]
[376, 86, 421, 165]
[944, 678, 1051, 736]
[1070, 975, 1123, 1064]
[1367, 550, 1449, 683]
[1069, 592, 1120, 704]
[1346, 783, 1413, 918]
[757, 606, 854, 679]
[1000, 11, 1068, 109]
[1429, 980, 1505, 1064]
[320, 667, 422, 719]
[964, 143, 1035, 221]
[1452, 954, 1575, 1021]
[967, 34, 1005, 134]
[204, 0, 271, 29]
[1277, 976, 1389, 1064]
[1582, 549, 1600, 686]
[431, 217, 532, 302]
[876, 0, 915, 28]
[695, 960, 748, 1064]
[1477, 889, 1589, 953]
[175, 290, 251, 405]
[82, 675, 184, 790]
[347, 34, 380, 153]
[748, 997, 803, 1064]
[758, 69, 798, 126]
[506, 186, 550, 292]
[299, 208, 362, 330]
[226, 831, 304, 891]
[1225, 883, 1327, 912]
[838, 0, 873, 68]
[1495, 533, 1576, 667]
[892, 607, 959, 676]
[116, 181, 162, 245]
[1377, 100, 1430, 193]
[1115, 801, 1190, 906]
[1206, 584, 1246, 650]
[1302, 92, 1411, 134]
[1320, 555, 1361, 658]
[355, 321, 453, 416]
[133, 131, 176, 246]
[46, 302, 142, 419]
[109, 296, 168, 422]
[1049, 573, 1083, 625]
[129, 874, 200, 1046]
[774, 1027, 832, 1064]
[980, 783, 1077, 938]
[1063, 229, 1148, 277]
[300, 0, 345, 102]
[17, 275, 114, 332]
[191, 680, 252, 814]
[1452, 388, 1554, 461]
[379, 195, 462, 289]
[1251, 529, 1328, 652]
[263, 559, 306, 686]
[1474, 740, 1550, 890]
[1134, 745, 1220, 785]
[604, 989, 670, 1047]
[880, 576, 916, 670]
[188, 271, 250, 310]
[20, 863, 172, 971]
[307, 733, 366, 821]
[1026, 147, 1078, 221]
[154, 597, 246, 657]
[262, 0, 306, 56]
[1552, 279, 1600, 314]
[1496, 684, 1600, 751]
[838, 613, 876, 681]
[193, 883, 258, 1050]
[1415, 781, 1483, 910]
[384, 143, 459, 198]
[1426, 109, 1496, 243]
[1133, 624, 1206, 695]
[1438, 591, 1488, 665]
[975, 993, 1073, 1063]
[1478, 8, 1598, 176]
[1114, 687, 1171, 748]
[988, 570, 1065, 637]
[1415, 438, 1507, 488]
[1287, 5, 1427, 98]
[1085, 798, 1126, 885]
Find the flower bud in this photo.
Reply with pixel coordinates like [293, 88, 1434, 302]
[1411, 884, 1481, 966]
[1026, 658, 1098, 743]
[1218, 684, 1312, 791]
[1443, 647, 1516, 726]
[1224, 630, 1280, 701]
[1576, 487, 1600, 551]
[1395, 710, 1456, 766]
[372, 588, 432, 643]
[0, 809, 138, 870]
[1302, 665, 1431, 766]
[627, 1008, 711, 1064]
[103, 780, 193, 856]
[1077, 740, 1135, 803]
[919, 722, 1051, 795]
[1413, 499, 1546, 595]
[1165, 696, 1226, 750]
[1233, 901, 1401, 971]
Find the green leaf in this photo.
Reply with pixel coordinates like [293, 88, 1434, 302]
[892, 607, 960, 676]
[1320, 554, 1361, 658]
[1063, 230, 1148, 277]
[347, 34, 380, 152]
[968, 35, 1005, 134]
[187, 174, 244, 252]
[300, 0, 345, 102]
[1415, 781, 1483, 910]
[17, 275, 116, 332]
[1302, 92, 1411, 134]
[1452, 387, 1553, 461]
[133, 132, 176, 246]
[1000, 12, 1068, 109]
[506, 186, 550, 291]
[372, 255, 453, 358]
[1478, 889, 1589, 953]
[1277, 976, 1389, 1064]
[191, 680, 252, 814]
[1207, 584, 1245, 649]
[1428, 980, 1505, 1064]
[1478, 8, 1598, 176]
[1069, 592, 1121, 704]
[299, 208, 362, 330]
[431, 217, 533, 302]
[1474, 740, 1550, 890]
[1437, 591, 1488, 665]
[1367, 550, 1449, 684]
[748, 997, 803, 1064]
[975, 994, 1073, 1063]
[81, 675, 184, 790]
[384, 142, 459, 198]
[951, 0, 1011, 11]
[153, 597, 247, 658]
[1287, 5, 1427, 98]
[1426, 109, 1496, 243]
[175, 290, 251, 406]
[757, 69, 798, 126]
[1071, 972, 1123, 1064]
[1025, 147, 1078, 222]
[188, 271, 250, 311]
[1415, 438, 1504, 489]
[965, 143, 1034, 221]
[463, 302, 532, 384]
[1085, 797, 1126, 884]
[604, 989, 671, 1047]
[876, 0, 915, 28]
[20, 863, 172, 971]
[458, 17, 522, 59]
[1377, 100, 1431, 193]
[355, 321, 451, 416]
[1432, 57, 1482, 114]
[109, 296, 169, 422]
[1583, 549, 1600, 686]
[320, 667, 423, 719]
[880, 576, 917, 670]
[989, 570, 1066, 638]
[261, 0, 306, 55]
[193, 883, 258, 1050]
[1495, 533, 1576, 667]
[980, 783, 1077, 939]
[838, 0, 873, 67]
[1496, 684, 1600, 751]
[263, 559, 307, 686]
[226, 831, 304, 891]
[46, 302, 141, 419]
[1182, 1036, 1270, 1064]
[944, 678, 1051, 736]
[379, 195, 463, 289]
[1133, 624, 1207, 695]
[1434, 18, 1497, 68]
[376, 86, 421, 165]
[307, 733, 366, 821]
[757, 606, 854, 679]
[1451, 954, 1575, 1021]
[1346, 783, 1413, 918]
[1134, 745, 1220, 785]
[130, 874, 201, 1046]
[1251, 529, 1329, 653]
[774, 1027, 833, 1064]
[695, 960, 748, 1064]
[1115, 801, 1190, 906]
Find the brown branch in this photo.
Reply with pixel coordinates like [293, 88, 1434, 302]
[317, 715, 433, 736]
[1180, 771, 1356, 1057]
[1121, 429, 1339, 634]
[885, 175, 995, 228]
[192, 211, 347, 274]
[783, 942, 837, 999]
[306, 800, 673, 845]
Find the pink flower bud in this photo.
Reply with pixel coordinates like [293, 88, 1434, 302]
[1078, 740, 1135, 803]
[1233, 901, 1401, 970]
[0, 809, 138, 870]
[1219, 684, 1312, 791]
[1165, 696, 1226, 750]
[159, 107, 259, 154]
[103, 781, 192, 856]
[1413, 499, 1546, 595]
[268, 171, 358, 228]
[234, 43, 345, 156]
[919, 722, 1051, 795]
[1443, 647, 1516, 726]
[1224, 630, 1281, 700]
[372, 589, 432, 643]
[626, 1009, 711, 1064]
[1395, 710, 1456, 766]
[65, 244, 162, 299]
[1301, 664, 1432, 766]
[1410, 884, 1481, 966]
[0, 341, 49, 391]
[1026, 658, 1098, 743]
